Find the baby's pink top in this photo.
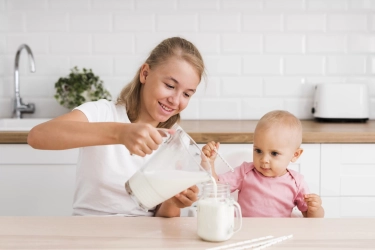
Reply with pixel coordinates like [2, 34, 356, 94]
[218, 162, 309, 217]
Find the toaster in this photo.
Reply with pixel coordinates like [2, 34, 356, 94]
[311, 83, 369, 122]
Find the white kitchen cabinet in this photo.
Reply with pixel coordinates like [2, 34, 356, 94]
[1, 143, 373, 218]
[0, 145, 78, 216]
[321, 144, 375, 218]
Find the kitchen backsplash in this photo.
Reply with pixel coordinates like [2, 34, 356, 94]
[0, 0, 374, 120]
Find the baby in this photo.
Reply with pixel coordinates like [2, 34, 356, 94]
[202, 110, 324, 218]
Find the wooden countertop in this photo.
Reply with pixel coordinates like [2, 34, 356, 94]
[1, 120, 375, 144]
[0, 217, 373, 249]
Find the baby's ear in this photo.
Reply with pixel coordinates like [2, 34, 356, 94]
[290, 148, 303, 163]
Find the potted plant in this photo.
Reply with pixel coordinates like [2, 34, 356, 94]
[54, 66, 112, 109]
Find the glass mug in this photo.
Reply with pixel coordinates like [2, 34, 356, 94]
[197, 183, 242, 242]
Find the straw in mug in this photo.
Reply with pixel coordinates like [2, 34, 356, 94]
[213, 148, 234, 172]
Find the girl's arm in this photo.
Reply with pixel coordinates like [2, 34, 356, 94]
[27, 110, 163, 156]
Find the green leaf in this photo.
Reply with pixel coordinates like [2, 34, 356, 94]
[54, 66, 112, 109]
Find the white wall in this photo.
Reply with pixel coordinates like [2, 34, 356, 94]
[0, 0, 374, 120]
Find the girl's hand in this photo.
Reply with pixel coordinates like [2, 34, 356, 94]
[169, 185, 199, 208]
[120, 123, 173, 157]
[154, 185, 199, 217]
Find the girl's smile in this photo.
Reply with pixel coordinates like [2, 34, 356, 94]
[158, 102, 174, 113]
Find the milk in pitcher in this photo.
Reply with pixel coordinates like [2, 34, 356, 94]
[128, 169, 211, 209]
[125, 126, 216, 211]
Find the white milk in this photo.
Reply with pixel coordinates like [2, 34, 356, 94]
[129, 170, 211, 209]
[197, 198, 235, 242]
[211, 176, 217, 199]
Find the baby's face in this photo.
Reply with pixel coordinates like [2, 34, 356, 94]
[253, 125, 300, 177]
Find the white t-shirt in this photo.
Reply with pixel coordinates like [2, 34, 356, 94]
[73, 99, 154, 216]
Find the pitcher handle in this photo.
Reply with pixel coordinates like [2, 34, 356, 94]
[156, 128, 173, 142]
[233, 200, 242, 234]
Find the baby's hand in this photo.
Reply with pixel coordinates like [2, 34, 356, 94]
[304, 193, 322, 212]
[201, 141, 220, 180]
[202, 141, 219, 163]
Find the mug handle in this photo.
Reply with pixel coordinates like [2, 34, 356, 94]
[232, 200, 242, 234]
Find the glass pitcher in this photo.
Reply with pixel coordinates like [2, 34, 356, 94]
[197, 182, 242, 242]
[125, 125, 214, 211]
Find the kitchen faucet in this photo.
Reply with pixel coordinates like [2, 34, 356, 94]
[13, 44, 36, 119]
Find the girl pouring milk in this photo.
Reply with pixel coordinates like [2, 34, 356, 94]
[28, 37, 205, 217]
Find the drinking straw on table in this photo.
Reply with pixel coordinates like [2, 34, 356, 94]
[253, 234, 293, 249]
[206, 235, 274, 250]
[206, 234, 293, 250]
[213, 148, 235, 172]
[229, 234, 293, 250]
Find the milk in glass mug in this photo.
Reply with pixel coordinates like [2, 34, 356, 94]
[197, 183, 242, 242]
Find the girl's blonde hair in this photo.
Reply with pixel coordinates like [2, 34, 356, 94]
[117, 37, 205, 128]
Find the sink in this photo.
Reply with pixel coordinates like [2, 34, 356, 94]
[0, 118, 51, 131]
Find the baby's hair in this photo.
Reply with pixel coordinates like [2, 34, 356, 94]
[256, 110, 302, 146]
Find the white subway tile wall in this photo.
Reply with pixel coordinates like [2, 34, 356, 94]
[0, 0, 374, 120]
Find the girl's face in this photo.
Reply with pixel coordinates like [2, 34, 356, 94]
[252, 125, 302, 177]
[138, 57, 200, 126]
